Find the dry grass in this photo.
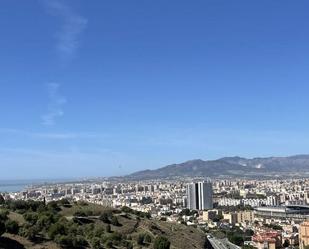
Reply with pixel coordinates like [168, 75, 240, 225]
[8, 212, 25, 225]
[59, 203, 111, 217]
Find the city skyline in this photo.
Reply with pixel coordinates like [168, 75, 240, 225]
[2, 0, 309, 179]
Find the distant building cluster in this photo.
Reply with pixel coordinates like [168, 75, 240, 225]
[2, 177, 309, 249]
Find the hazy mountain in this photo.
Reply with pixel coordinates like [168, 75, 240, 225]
[128, 155, 309, 179]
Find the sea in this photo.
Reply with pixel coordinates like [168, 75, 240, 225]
[0, 179, 70, 193]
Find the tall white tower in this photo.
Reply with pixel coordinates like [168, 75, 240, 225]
[187, 180, 213, 210]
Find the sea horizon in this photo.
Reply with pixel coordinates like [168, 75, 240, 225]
[0, 178, 76, 193]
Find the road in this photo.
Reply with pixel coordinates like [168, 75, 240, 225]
[208, 237, 241, 249]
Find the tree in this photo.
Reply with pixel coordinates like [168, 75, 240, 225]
[48, 222, 67, 240]
[91, 237, 101, 249]
[144, 233, 152, 244]
[228, 234, 244, 246]
[153, 236, 170, 249]
[0, 210, 9, 221]
[105, 224, 111, 233]
[283, 239, 290, 248]
[111, 216, 120, 226]
[74, 210, 87, 217]
[137, 233, 144, 245]
[23, 212, 38, 225]
[59, 199, 70, 206]
[21, 225, 39, 241]
[55, 234, 87, 249]
[5, 220, 19, 234]
[0, 194, 5, 205]
[47, 201, 60, 211]
[125, 241, 133, 249]
[100, 213, 110, 223]
[0, 222, 5, 237]
[179, 209, 191, 216]
[105, 239, 113, 248]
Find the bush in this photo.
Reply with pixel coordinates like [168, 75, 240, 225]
[59, 199, 70, 206]
[153, 236, 170, 249]
[74, 210, 87, 217]
[23, 212, 38, 225]
[47, 201, 61, 212]
[121, 206, 132, 213]
[0, 222, 5, 237]
[0, 195, 5, 205]
[20, 225, 39, 241]
[105, 239, 113, 248]
[0, 210, 9, 221]
[124, 241, 133, 249]
[5, 220, 19, 234]
[111, 216, 120, 226]
[91, 237, 101, 249]
[144, 233, 152, 244]
[48, 222, 67, 240]
[137, 233, 144, 245]
[99, 213, 110, 223]
[55, 234, 88, 249]
[105, 224, 111, 233]
[228, 234, 243, 246]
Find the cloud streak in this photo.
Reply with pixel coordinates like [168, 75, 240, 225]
[43, 0, 87, 61]
[41, 83, 67, 126]
[0, 128, 109, 140]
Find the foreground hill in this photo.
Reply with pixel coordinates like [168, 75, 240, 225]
[0, 199, 206, 249]
[128, 155, 309, 179]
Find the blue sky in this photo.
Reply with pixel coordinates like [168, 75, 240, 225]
[1, 0, 309, 179]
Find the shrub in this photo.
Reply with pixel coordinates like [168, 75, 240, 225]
[0, 222, 5, 237]
[137, 233, 144, 245]
[23, 212, 38, 225]
[144, 233, 152, 243]
[153, 236, 170, 249]
[105, 224, 111, 233]
[99, 213, 110, 223]
[0, 210, 9, 221]
[0, 195, 5, 205]
[48, 222, 67, 240]
[111, 216, 120, 226]
[20, 225, 39, 241]
[91, 237, 101, 249]
[5, 220, 19, 234]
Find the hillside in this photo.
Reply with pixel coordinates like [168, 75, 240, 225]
[128, 155, 309, 180]
[0, 200, 206, 249]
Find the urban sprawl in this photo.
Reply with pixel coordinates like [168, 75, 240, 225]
[3, 178, 309, 249]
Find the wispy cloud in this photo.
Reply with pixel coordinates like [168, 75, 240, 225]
[42, 0, 87, 61]
[41, 83, 67, 126]
[0, 128, 108, 140]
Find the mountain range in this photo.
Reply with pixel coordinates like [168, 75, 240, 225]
[128, 155, 309, 180]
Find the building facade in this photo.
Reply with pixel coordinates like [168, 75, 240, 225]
[300, 221, 309, 249]
[187, 181, 213, 210]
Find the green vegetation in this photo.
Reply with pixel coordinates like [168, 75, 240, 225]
[0, 221, 5, 236]
[0, 194, 5, 205]
[217, 205, 254, 212]
[120, 206, 151, 218]
[0, 199, 132, 248]
[242, 245, 256, 249]
[0, 199, 205, 249]
[210, 227, 254, 246]
[178, 208, 198, 216]
[263, 223, 283, 230]
[153, 236, 170, 249]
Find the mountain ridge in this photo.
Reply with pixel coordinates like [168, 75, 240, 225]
[127, 154, 309, 180]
